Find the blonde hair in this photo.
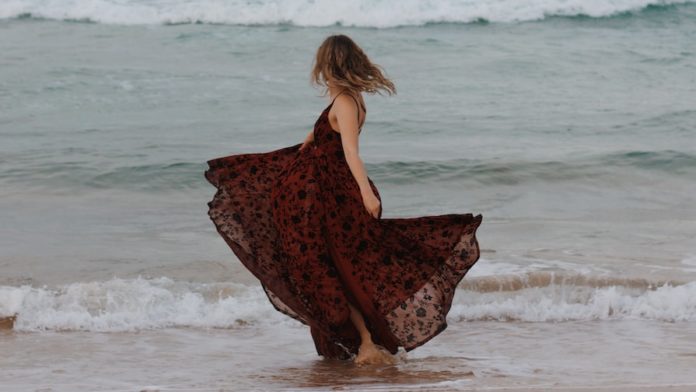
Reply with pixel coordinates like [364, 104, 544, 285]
[310, 34, 396, 97]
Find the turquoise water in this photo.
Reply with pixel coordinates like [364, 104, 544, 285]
[1, 3, 696, 390]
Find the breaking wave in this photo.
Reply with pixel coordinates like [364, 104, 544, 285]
[1, 0, 694, 27]
[2, 272, 695, 332]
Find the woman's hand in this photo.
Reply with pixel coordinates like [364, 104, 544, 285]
[361, 190, 381, 219]
[299, 130, 314, 151]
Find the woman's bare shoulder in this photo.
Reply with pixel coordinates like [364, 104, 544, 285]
[330, 93, 366, 125]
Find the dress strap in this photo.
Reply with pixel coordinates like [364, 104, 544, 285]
[329, 92, 342, 107]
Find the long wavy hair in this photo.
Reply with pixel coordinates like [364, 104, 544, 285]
[310, 34, 396, 98]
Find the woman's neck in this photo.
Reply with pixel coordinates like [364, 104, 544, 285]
[328, 86, 343, 98]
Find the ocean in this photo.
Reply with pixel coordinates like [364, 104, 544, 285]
[1, 0, 695, 391]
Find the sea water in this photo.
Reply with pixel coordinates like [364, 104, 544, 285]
[1, 1, 696, 391]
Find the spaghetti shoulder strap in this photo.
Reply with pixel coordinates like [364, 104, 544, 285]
[329, 92, 341, 107]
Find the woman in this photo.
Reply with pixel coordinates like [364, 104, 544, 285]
[204, 34, 482, 366]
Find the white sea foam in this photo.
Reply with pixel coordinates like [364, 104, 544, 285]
[450, 281, 696, 322]
[2, 273, 695, 332]
[0, 277, 300, 332]
[1, 0, 693, 27]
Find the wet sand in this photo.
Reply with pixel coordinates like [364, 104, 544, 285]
[2, 321, 695, 391]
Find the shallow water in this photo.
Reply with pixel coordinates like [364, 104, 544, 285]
[1, 1, 696, 390]
[2, 321, 696, 391]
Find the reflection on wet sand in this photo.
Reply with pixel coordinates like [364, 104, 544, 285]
[264, 355, 476, 389]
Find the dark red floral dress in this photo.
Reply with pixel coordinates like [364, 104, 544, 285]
[204, 93, 482, 360]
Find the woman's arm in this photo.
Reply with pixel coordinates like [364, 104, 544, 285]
[333, 95, 381, 218]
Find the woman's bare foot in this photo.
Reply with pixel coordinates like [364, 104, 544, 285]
[354, 342, 397, 366]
